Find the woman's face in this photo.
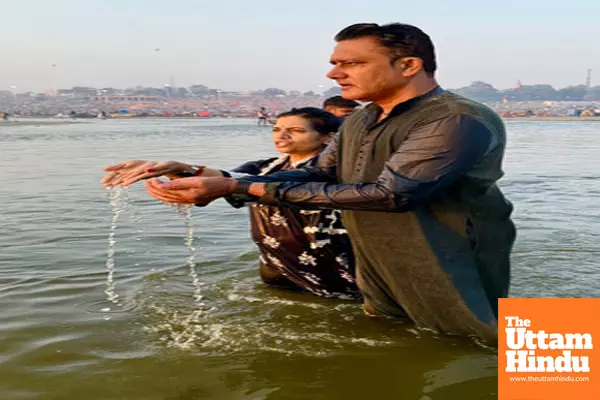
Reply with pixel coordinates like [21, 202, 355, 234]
[271, 115, 332, 156]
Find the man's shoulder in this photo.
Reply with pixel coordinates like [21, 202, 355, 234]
[425, 92, 504, 131]
[438, 92, 500, 118]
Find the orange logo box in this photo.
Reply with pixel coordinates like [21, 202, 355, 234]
[499, 298, 600, 400]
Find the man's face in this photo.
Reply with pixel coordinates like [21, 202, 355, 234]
[326, 37, 407, 102]
[325, 106, 356, 119]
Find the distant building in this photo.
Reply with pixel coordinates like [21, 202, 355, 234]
[91, 95, 164, 103]
[580, 109, 598, 117]
[57, 89, 75, 97]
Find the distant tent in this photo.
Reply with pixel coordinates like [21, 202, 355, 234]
[199, 111, 210, 117]
[119, 109, 129, 114]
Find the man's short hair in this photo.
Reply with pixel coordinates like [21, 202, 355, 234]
[323, 96, 360, 109]
[334, 23, 437, 75]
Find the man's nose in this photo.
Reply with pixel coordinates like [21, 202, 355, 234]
[326, 65, 344, 80]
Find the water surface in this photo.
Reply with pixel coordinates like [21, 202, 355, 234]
[1, 119, 598, 399]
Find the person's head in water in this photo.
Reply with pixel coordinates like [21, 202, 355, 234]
[323, 96, 359, 119]
[272, 107, 340, 162]
[327, 23, 437, 105]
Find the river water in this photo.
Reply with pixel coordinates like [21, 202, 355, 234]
[1, 119, 598, 399]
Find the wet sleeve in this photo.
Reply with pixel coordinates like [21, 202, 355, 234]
[258, 114, 494, 211]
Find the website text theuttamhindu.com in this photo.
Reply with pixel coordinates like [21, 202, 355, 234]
[508, 376, 590, 383]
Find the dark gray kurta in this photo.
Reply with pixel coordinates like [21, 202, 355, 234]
[229, 88, 516, 343]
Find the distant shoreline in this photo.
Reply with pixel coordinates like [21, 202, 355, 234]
[2, 116, 599, 127]
[502, 117, 600, 122]
[0, 120, 85, 127]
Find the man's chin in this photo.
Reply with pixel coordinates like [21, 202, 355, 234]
[341, 88, 364, 101]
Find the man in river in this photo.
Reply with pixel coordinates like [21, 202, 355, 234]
[257, 107, 268, 126]
[141, 23, 516, 344]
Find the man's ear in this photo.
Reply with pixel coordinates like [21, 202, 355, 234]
[397, 57, 423, 77]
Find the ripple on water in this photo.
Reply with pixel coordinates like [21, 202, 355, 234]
[133, 274, 483, 358]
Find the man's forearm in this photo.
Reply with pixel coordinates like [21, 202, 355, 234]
[223, 169, 334, 208]
[235, 168, 332, 184]
[241, 181, 403, 211]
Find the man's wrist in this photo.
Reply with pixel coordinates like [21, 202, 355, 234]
[231, 179, 253, 195]
[230, 180, 266, 197]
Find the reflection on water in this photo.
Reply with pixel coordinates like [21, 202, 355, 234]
[0, 119, 599, 399]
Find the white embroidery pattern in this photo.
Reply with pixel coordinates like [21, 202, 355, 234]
[266, 253, 284, 269]
[298, 252, 317, 266]
[301, 272, 321, 285]
[269, 210, 288, 227]
[322, 227, 348, 235]
[263, 235, 281, 249]
[310, 239, 331, 249]
[303, 213, 347, 237]
[303, 226, 320, 234]
[250, 154, 358, 297]
[339, 271, 355, 283]
[324, 210, 347, 235]
[300, 210, 321, 215]
[325, 210, 339, 225]
[336, 254, 349, 269]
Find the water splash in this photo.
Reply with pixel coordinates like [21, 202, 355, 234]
[172, 204, 203, 308]
[141, 299, 395, 355]
[105, 187, 128, 304]
[145, 204, 206, 349]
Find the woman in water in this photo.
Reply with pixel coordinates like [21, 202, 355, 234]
[101, 107, 359, 299]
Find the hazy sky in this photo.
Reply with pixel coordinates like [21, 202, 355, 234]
[1, 0, 598, 93]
